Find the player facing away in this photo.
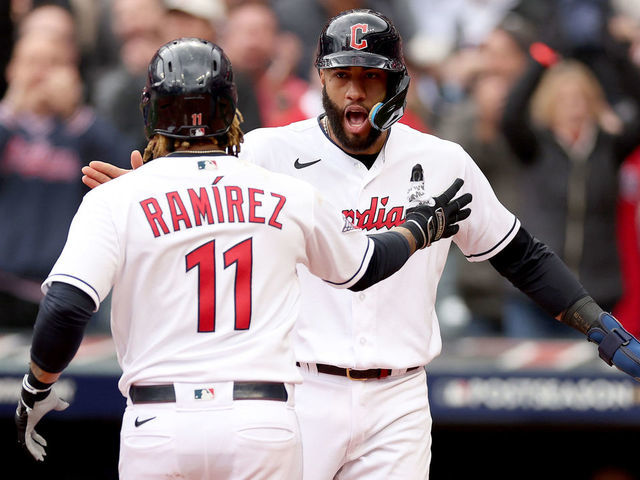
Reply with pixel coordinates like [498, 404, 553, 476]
[81, 10, 640, 480]
[13, 38, 473, 479]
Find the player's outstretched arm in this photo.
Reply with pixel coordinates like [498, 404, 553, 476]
[489, 226, 640, 381]
[81, 150, 143, 188]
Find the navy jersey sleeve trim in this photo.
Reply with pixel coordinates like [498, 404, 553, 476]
[465, 216, 518, 259]
[49, 274, 101, 304]
[323, 237, 373, 287]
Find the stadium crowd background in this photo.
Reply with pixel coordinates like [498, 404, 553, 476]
[1, 0, 640, 341]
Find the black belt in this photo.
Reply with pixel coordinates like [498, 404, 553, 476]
[297, 362, 420, 380]
[129, 382, 288, 404]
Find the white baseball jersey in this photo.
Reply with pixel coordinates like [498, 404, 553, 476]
[42, 153, 374, 396]
[242, 118, 520, 368]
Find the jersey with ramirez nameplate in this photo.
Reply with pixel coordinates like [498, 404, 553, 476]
[42, 153, 373, 396]
[242, 118, 520, 369]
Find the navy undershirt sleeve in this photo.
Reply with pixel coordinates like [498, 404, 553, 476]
[489, 226, 588, 317]
[349, 231, 411, 292]
[30, 282, 95, 373]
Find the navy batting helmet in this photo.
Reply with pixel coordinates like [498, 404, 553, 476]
[315, 9, 410, 131]
[141, 38, 237, 140]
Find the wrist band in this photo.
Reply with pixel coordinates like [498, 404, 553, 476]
[404, 219, 427, 249]
[26, 370, 54, 392]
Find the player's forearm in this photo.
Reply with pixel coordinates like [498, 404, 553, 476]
[391, 225, 418, 253]
[557, 296, 606, 333]
[349, 231, 412, 291]
[489, 226, 587, 322]
[30, 282, 95, 375]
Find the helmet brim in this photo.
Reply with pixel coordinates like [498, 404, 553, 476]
[316, 51, 404, 72]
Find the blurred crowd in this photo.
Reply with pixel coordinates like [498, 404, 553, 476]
[1, 0, 640, 340]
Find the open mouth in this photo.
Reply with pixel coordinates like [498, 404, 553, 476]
[344, 105, 370, 135]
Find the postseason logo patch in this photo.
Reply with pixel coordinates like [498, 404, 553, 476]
[342, 216, 357, 233]
[194, 388, 215, 400]
[407, 163, 426, 204]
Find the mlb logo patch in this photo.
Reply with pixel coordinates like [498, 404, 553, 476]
[194, 388, 215, 400]
[190, 127, 206, 137]
[198, 159, 218, 170]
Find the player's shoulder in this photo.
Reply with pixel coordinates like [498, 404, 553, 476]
[389, 124, 471, 169]
[244, 118, 319, 144]
[238, 154, 316, 192]
[389, 123, 467, 155]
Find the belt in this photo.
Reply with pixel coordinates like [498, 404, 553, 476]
[129, 382, 288, 404]
[297, 362, 421, 380]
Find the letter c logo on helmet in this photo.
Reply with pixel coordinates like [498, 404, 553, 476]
[350, 24, 369, 50]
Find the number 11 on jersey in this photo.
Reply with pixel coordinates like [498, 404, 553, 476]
[186, 238, 253, 332]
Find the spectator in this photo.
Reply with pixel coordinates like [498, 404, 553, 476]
[16, 3, 76, 44]
[609, 0, 640, 336]
[221, 2, 310, 127]
[159, 0, 262, 132]
[500, 46, 640, 337]
[0, 27, 133, 330]
[404, 32, 461, 131]
[91, 0, 166, 152]
[616, 147, 640, 335]
[161, 0, 226, 44]
[436, 14, 534, 335]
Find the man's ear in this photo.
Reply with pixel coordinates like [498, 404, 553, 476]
[318, 69, 326, 86]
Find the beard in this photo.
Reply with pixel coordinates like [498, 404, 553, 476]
[322, 86, 382, 152]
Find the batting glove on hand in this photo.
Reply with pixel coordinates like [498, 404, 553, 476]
[15, 374, 69, 461]
[586, 313, 640, 381]
[404, 178, 472, 249]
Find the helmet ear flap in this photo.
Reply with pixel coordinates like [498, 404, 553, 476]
[369, 73, 410, 131]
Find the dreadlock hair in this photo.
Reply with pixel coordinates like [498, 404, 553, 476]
[142, 109, 245, 163]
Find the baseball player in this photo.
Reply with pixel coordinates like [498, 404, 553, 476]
[13, 38, 471, 479]
[81, 10, 640, 480]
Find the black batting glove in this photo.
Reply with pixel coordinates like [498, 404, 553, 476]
[403, 178, 472, 249]
[15, 371, 69, 461]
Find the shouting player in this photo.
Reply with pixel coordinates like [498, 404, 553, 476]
[13, 38, 472, 479]
[81, 9, 640, 480]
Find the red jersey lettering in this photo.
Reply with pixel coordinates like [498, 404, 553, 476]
[167, 191, 193, 231]
[188, 187, 214, 226]
[140, 197, 170, 237]
[225, 186, 245, 223]
[248, 188, 266, 224]
[269, 193, 286, 229]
